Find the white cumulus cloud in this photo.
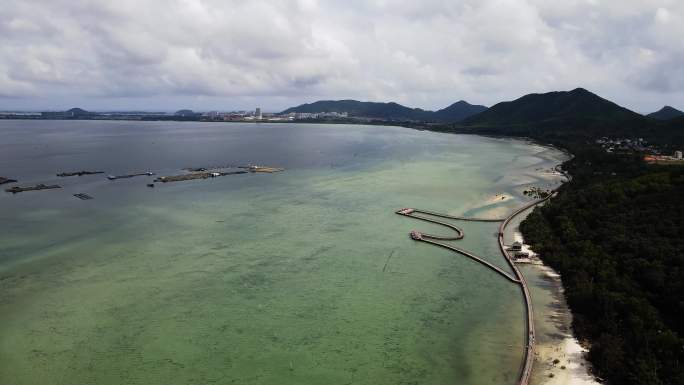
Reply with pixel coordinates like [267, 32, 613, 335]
[0, 0, 682, 112]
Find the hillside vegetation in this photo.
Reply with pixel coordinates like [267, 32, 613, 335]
[647, 106, 684, 120]
[452, 88, 684, 146]
[520, 150, 684, 385]
[281, 99, 487, 122]
[457, 88, 684, 385]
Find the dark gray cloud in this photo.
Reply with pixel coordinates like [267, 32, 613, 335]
[0, 0, 682, 112]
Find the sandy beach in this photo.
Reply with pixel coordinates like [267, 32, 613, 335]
[459, 193, 512, 219]
[515, 237, 601, 385]
[535, 333, 600, 385]
[485, 193, 511, 205]
[494, 148, 598, 385]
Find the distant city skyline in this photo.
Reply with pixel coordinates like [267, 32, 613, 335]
[1, 1, 683, 114]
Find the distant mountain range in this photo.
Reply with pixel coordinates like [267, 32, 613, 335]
[462, 88, 641, 126]
[280, 88, 684, 144]
[280, 99, 487, 122]
[434, 101, 489, 122]
[65, 107, 92, 116]
[456, 88, 683, 145]
[7, 88, 683, 146]
[647, 106, 684, 120]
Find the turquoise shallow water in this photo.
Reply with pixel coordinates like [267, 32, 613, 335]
[0, 121, 566, 385]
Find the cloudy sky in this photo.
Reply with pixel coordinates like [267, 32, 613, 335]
[1, 0, 682, 113]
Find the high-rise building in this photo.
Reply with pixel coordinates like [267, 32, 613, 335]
[255, 107, 262, 120]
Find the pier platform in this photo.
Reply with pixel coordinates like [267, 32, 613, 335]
[240, 165, 285, 173]
[57, 171, 104, 177]
[5, 184, 61, 194]
[155, 170, 248, 183]
[107, 172, 155, 180]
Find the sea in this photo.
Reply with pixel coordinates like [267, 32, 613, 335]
[0, 121, 567, 385]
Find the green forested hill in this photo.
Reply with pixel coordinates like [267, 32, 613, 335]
[451, 89, 684, 146]
[520, 150, 684, 385]
[450, 88, 684, 384]
[648, 106, 684, 120]
[433, 100, 488, 121]
[464, 88, 641, 125]
[280, 99, 487, 122]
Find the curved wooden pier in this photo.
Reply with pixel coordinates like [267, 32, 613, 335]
[396, 209, 464, 240]
[422, 237, 521, 284]
[397, 195, 558, 385]
[405, 208, 505, 222]
[498, 192, 558, 385]
[395, 209, 518, 283]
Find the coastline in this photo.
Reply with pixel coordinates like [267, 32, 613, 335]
[0, 121, 596, 382]
[493, 147, 598, 385]
[437, 140, 583, 385]
[0, 123, 578, 385]
[520, 262, 601, 385]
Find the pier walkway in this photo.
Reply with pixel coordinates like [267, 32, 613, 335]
[404, 208, 505, 222]
[397, 194, 558, 385]
[421, 235, 521, 284]
[498, 193, 557, 385]
[395, 208, 518, 283]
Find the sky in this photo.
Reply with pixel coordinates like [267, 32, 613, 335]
[1, 0, 683, 113]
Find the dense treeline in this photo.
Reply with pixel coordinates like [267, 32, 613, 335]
[520, 149, 684, 385]
[441, 88, 684, 384]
